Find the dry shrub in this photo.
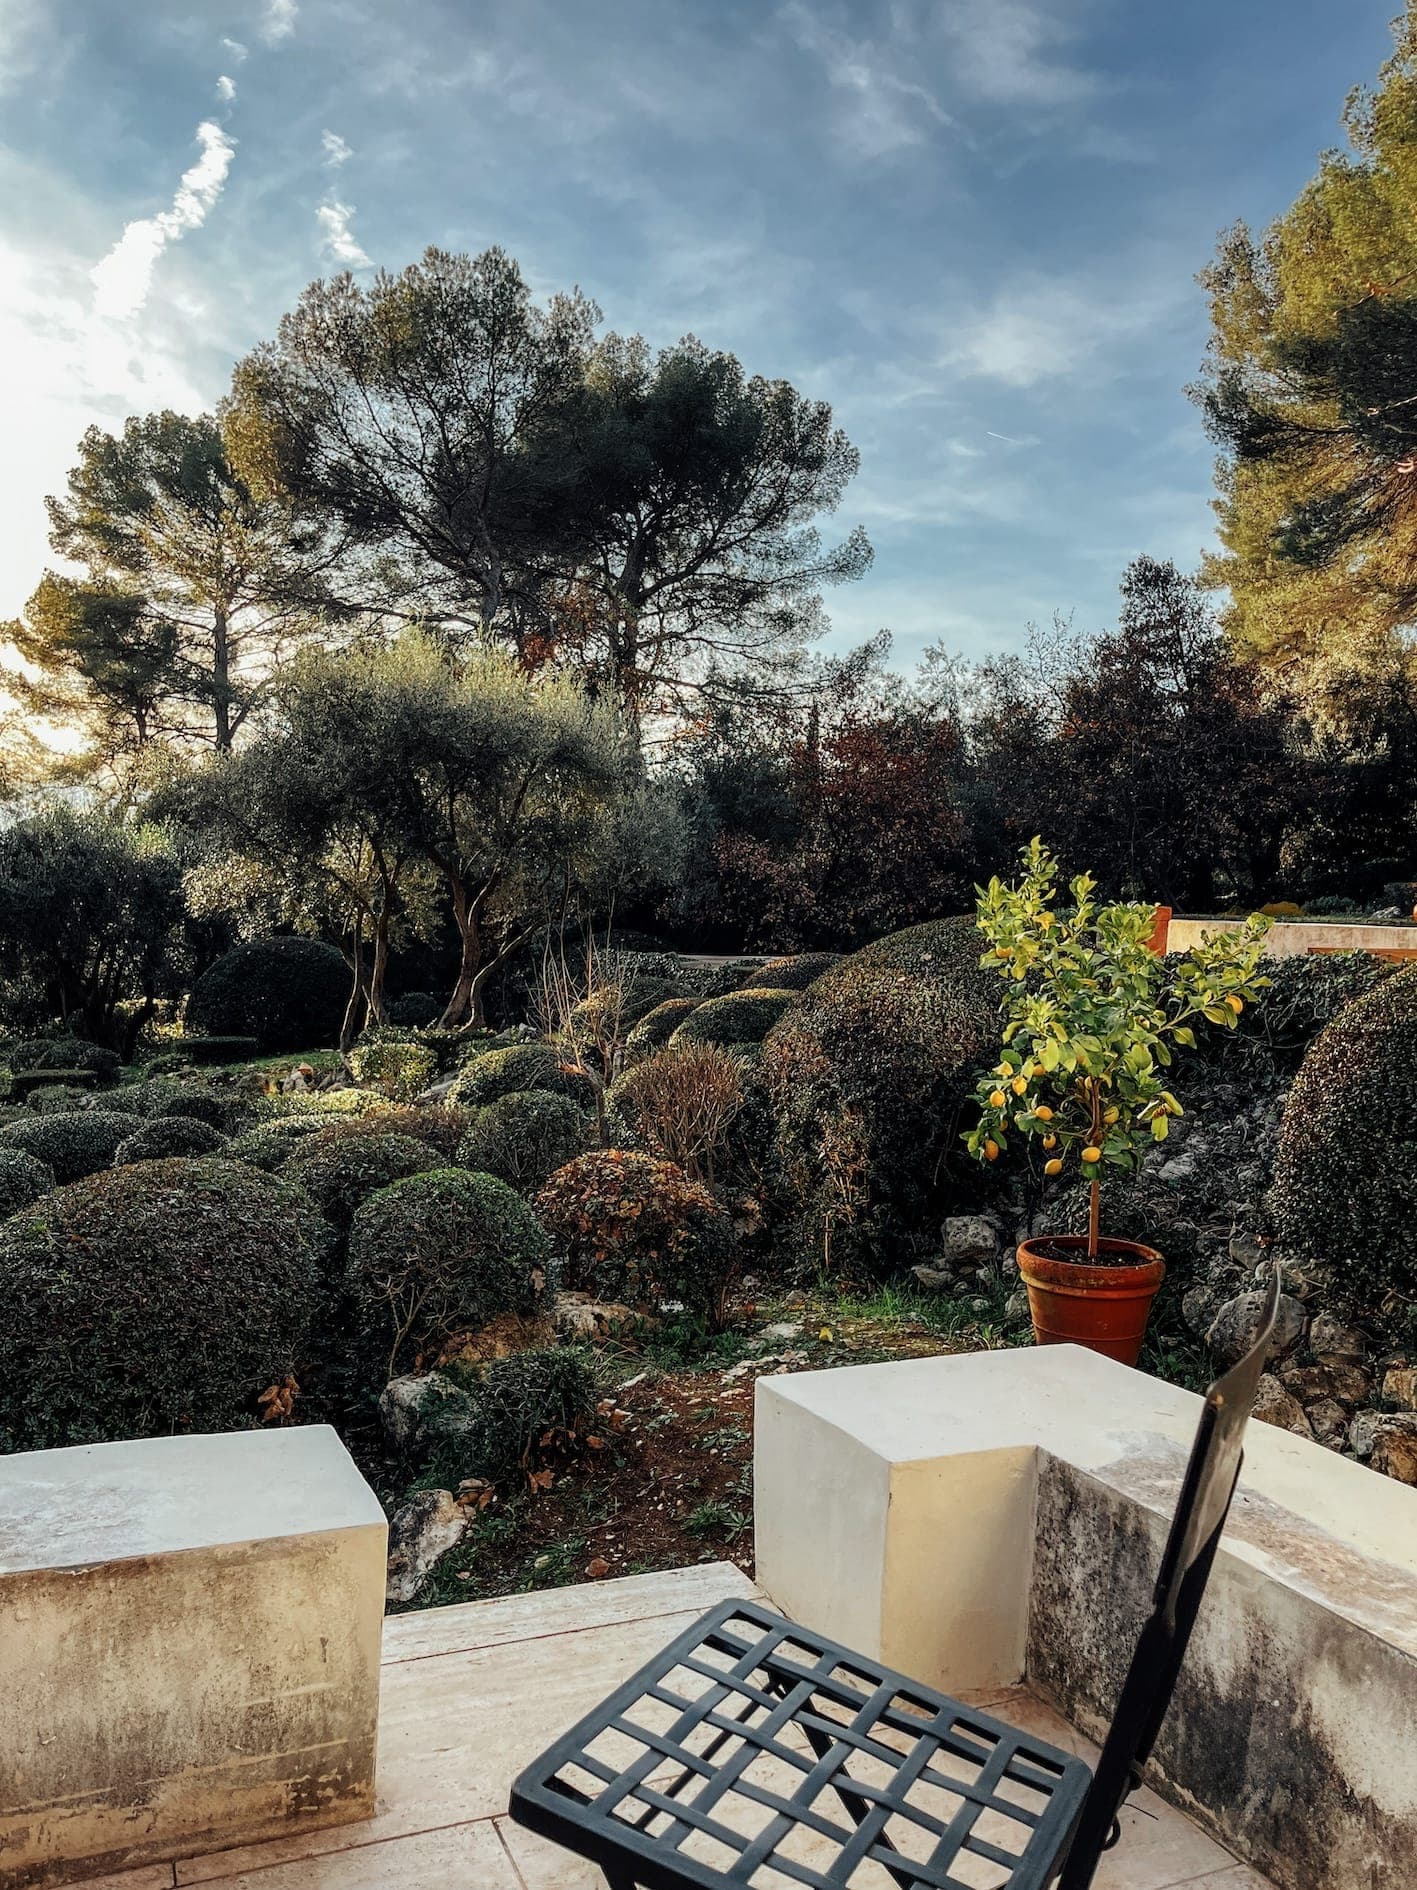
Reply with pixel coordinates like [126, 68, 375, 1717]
[611, 1043, 744, 1184]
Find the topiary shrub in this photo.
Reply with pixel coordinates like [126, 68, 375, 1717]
[624, 998, 701, 1065]
[24, 1082, 104, 1115]
[170, 1035, 262, 1065]
[441, 1347, 597, 1487]
[742, 953, 841, 992]
[456, 1089, 585, 1193]
[125, 1077, 241, 1131]
[687, 959, 764, 999]
[225, 1117, 330, 1171]
[347, 1030, 439, 1102]
[0, 1158, 330, 1451]
[448, 1042, 591, 1109]
[363, 1104, 470, 1160]
[1269, 964, 1417, 1306]
[668, 988, 797, 1050]
[187, 936, 349, 1052]
[0, 1110, 146, 1183]
[0, 1147, 55, 1218]
[10, 1068, 98, 1102]
[10, 1037, 122, 1082]
[536, 1149, 738, 1325]
[347, 1168, 550, 1374]
[283, 1130, 443, 1233]
[761, 916, 998, 1271]
[1207, 949, 1395, 1082]
[387, 991, 441, 1028]
[114, 1116, 228, 1164]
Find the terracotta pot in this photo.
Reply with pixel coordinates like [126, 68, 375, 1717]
[1015, 1235, 1165, 1367]
[1146, 904, 1172, 954]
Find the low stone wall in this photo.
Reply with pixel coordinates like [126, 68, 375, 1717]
[755, 1345, 1417, 1890]
[0, 1426, 387, 1888]
[1168, 915, 1417, 957]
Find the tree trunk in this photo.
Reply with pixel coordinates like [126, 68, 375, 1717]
[440, 875, 484, 1028]
[212, 604, 232, 753]
[339, 925, 368, 1052]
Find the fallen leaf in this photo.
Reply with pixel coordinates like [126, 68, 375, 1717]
[586, 1557, 611, 1579]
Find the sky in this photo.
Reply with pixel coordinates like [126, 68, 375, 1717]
[0, 0, 1402, 668]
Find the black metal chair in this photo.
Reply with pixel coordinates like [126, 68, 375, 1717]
[509, 1268, 1281, 1890]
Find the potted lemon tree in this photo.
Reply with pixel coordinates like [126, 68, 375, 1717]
[965, 839, 1269, 1365]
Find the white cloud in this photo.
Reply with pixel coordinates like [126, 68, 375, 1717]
[938, 0, 1099, 108]
[216, 74, 236, 101]
[220, 36, 248, 61]
[317, 200, 371, 268]
[90, 120, 236, 322]
[782, 1, 953, 157]
[0, 0, 43, 95]
[261, 0, 298, 44]
[321, 129, 353, 166]
[944, 273, 1186, 389]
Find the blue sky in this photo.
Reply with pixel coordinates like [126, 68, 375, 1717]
[0, 0, 1400, 664]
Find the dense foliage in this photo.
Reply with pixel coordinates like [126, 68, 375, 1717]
[187, 936, 350, 1051]
[0, 1110, 146, 1183]
[114, 1116, 229, 1163]
[456, 1090, 585, 1193]
[0, 1147, 55, 1218]
[668, 988, 796, 1049]
[0, 1158, 330, 1451]
[283, 1131, 444, 1233]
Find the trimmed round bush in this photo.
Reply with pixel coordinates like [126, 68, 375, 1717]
[0, 1110, 145, 1183]
[225, 1117, 330, 1171]
[10, 1067, 98, 1102]
[0, 1147, 55, 1218]
[0, 1158, 330, 1451]
[456, 1089, 584, 1192]
[1270, 964, 1417, 1304]
[10, 1037, 121, 1082]
[668, 988, 797, 1050]
[347, 1031, 438, 1102]
[114, 1116, 228, 1164]
[283, 1130, 443, 1233]
[347, 1168, 550, 1372]
[187, 936, 349, 1052]
[449, 1042, 589, 1109]
[24, 1082, 103, 1115]
[742, 953, 841, 992]
[536, 1149, 738, 1325]
[625, 998, 701, 1065]
[761, 916, 998, 1269]
[363, 1104, 470, 1160]
[387, 991, 441, 1027]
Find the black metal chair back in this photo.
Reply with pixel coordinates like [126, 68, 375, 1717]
[1056, 1263, 1282, 1888]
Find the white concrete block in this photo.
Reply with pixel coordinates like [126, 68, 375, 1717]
[0, 1426, 387, 1889]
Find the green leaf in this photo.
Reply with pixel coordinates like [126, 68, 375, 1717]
[1151, 1114, 1169, 1141]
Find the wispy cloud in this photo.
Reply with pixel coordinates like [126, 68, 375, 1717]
[316, 200, 371, 267]
[220, 36, 248, 62]
[782, 1, 953, 158]
[261, 0, 298, 45]
[944, 272, 1185, 389]
[321, 129, 353, 166]
[0, 0, 43, 95]
[90, 120, 235, 322]
[938, 0, 1100, 108]
[216, 74, 236, 102]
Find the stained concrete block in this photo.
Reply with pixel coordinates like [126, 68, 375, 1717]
[755, 1344, 1417, 1890]
[0, 1425, 387, 1889]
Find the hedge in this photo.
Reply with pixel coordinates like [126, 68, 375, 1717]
[282, 1130, 444, 1233]
[347, 1168, 550, 1373]
[449, 1042, 591, 1109]
[224, 1117, 331, 1171]
[0, 1147, 55, 1219]
[668, 988, 797, 1050]
[0, 1110, 145, 1183]
[456, 1089, 584, 1193]
[347, 1031, 439, 1102]
[9, 1037, 121, 1082]
[0, 1158, 330, 1451]
[742, 953, 841, 992]
[187, 936, 349, 1051]
[10, 1068, 98, 1102]
[624, 998, 701, 1065]
[114, 1117, 229, 1164]
[167, 1035, 262, 1066]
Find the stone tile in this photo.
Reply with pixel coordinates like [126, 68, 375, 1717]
[495, 1818, 599, 1890]
[184, 1820, 517, 1890]
[1173, 1870, 1277, 1889]
[79, 1869, 177, 1890]
[381, 1561, 756, 1664]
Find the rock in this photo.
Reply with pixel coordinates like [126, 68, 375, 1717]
[721, 1350, 807, 1384]
[938, 1215, 999, 1269]
[1278, 1362, 1332, 1402]
[1205, 1289, 1306, 1367]
[385, 1489, 469, 1603]
[280, 1070, 310, 1094]
[1309, 1312, 1365, 1359]
[1304, 1397, 1350, 1446]
[1318, 1359, 1372, 1406]
[1004, 1288, 1031, 1325]
[1181, 1282, 1223, 1339]
[1252, 1374, 1311, 1437]
[378, 1371, 476, 1454]
[553, 1292, 647, 1341]
[760, 1321, 804, 1342]
[1367, 1414, 1417, 1485]
[912, 1263, 953, 1291]
[1227, 1227, 1268, 1270]
[1381, 1366, 1417, 1410]
[1349, 1410, 1380, 1460]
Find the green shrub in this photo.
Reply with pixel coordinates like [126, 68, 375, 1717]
[25, 1082, 105, 1115]
[625, 998, 700, 1064]
[761, 916, 998, 1270]
[170, 1035, 262, 1065]
[347, 1031, 439, 1102]
[283, 1130, 443, 1233]
[0, 1147, 55, 1218]
[187, 936, 349, 1051]
[1215, 949, 1394, 1077]
[444, 1348, 597, 1486]
[688, 959, 763, 998]
[449, 1042, 590, 1109]
[387, 991, 441, 1027]
[10, 1068, 98, 1102]
[1270, 964, 1417, 1305]
[456, 1089, 584, 1192]
[124, 1077, 240, 1131]
[256, 1085, 379, 1123]
[668, 988, 797, 1050]
[347, 1168, 550, 1373]
[114, 1117, 229, 1163]
[536, 1149, 738, 1325]
[0, 1158, 330, 1451]
[225, 1117, 330, 1171]
[311, 1104, 470, 1162]
[0, 1110, 145, 1183]
[743, 953, 841, 992]
[10, 1037, 122, 1082]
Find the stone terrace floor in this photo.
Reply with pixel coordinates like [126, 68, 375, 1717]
[84, 1563, 1275, 1890]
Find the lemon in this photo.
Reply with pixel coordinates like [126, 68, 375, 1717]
[1034, 1105, 1053, 1121]
[1044, 1156, 1063, 1176]
[1042, 1134, 1057, 1149]
[1081, 1145, 1102, 1164]
[1227, 994, 1243, 1013]
[984, 1138, 1000, 1161]
[1103, 1106, 1119, 1126]
[989, 1089, 1007, 1109]
[1011, 1076, 1027, 1096]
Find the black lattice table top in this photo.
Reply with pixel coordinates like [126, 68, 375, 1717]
[509, 1598, 1092, 1890]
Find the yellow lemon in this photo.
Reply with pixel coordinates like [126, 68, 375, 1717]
[1042, 1134, 1057, 1149]
[1227, 994, 1243, 1013]
[1034, 1105, 1054, 1121]
[1011, 1076, 1027, 1096]
[1081, 1145, 1102, 1164]
[989, 1089, 1007, 1109]
[1103, 1106, 1119, 1126]
[1044, 1156, 1063, 1176]
[995, 945, 1013, 959]
[984, 1138, 1000, 1161]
